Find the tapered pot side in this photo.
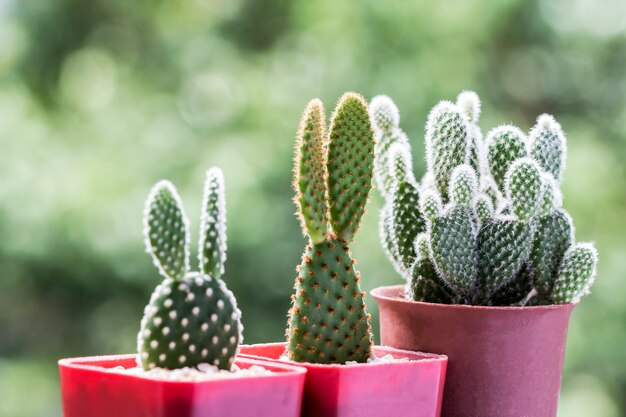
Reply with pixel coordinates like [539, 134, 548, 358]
[58, 354, 306, 417]
[371, 285, 576, 417]
[239, 342, 447, 417]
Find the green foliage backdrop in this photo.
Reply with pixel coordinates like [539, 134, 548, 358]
[0, 0, 625, 416]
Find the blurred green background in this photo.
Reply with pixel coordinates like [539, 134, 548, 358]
[0, 0, 625, 415]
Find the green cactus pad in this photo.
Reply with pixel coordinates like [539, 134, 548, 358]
[370, 95, 400, 133]
[475, 193, 494, 224]
[505, 158, 543, 222]
[552, 243, 598, 304]
[419, 189, 442, 221]
[529, 114, 566, 182]
[327, 93, 375, 242]
[294, 99, 329, 244]
[477, 217, 535, 294]
[456, 91, 481, 124]
[409, 257, 455, 304]
[529, 209, 574, 299]
[429, 206, 478, 295]
[414, 233, 430, 259]
[379, 201, 406, 278]
[374, 130, 411, 200]
[144, 181, 190, 281]
[387, 146, 425, 273]
[489, 264, 534, 306]
[370, 96, 411, 199]
[199, 169, 227, 279]
[449, 165, 478, 208]
[410, 234, 455, 303]
[287, 238, 373, 364]
[137, 272, 242, 370]
[425, 101, 472, 201]
[486, 125, 527, 193]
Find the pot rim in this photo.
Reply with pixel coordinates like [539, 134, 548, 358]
[58, 353, 306, 384]
[240, 342, 447, 369]
[371, 284, 576, 312]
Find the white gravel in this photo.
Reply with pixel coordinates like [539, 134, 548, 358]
[108, 362, 271, 381]
[278, 353, 409, 365]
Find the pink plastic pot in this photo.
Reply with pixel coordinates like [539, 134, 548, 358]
[58, 354, 306, 417]
[238, 342, 447, 417]
[372, 285, 576, 417]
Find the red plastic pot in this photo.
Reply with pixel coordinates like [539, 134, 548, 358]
[372, 285, 576, 417]
[238, 342, 447, 417]
[59, 354, 306, 417]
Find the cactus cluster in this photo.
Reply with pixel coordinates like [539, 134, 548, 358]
[137, 168, 243, 370]
[371, 92, 598, 306]
[286, 92, 375, 364]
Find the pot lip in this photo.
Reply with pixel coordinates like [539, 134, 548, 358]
[58, 353, 306, 384]
[371, 284, 577, 312]
[240, 342, 447, 369]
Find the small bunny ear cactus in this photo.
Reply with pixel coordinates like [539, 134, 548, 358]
[287, 92, 374, 364]
[372, 91, 598, 306]
[137, 169, 243, 371]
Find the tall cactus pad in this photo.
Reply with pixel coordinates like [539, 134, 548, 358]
[552, 243, 598, 304]
[478, 218, 534, 294]
[420, 189, 442, 221]
[475, 193, 494, 224]
[144, 181, 190, 281]
[505, 158, 543, 222]
[388, 146, 425, 272]
[199, 169, 227, 279]
[327, 93, 375, 242]
[449, 165, 478, 208]
[425, 101, 471, 201]
[529, 209, 574, 299]
[287, 238, 373, 363]
[370, 95, 409, 199]
[379, 202, 406, 278]
[530, 114, 566, 182]
[370, 95, 400, 133]
[294, 99, 329, 244]
[138, 273, 242, 370]
[429, 206, 478, 295]
[410, 234, 454, 303]
[486, 126, 527, 192]
[456, 91, 481, 124]
[539, 173, 562, 216]
[139, 170, 242, 371]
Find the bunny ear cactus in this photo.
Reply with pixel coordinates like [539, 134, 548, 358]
[372, 90, 598, 306]
[287, 93, 374, 364]
[137, 169, 243, 371]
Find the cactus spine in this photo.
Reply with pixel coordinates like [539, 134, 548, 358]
[137, 169, 243, 370]
[373, 91, 598, 306]
[287, 93, 374, 364]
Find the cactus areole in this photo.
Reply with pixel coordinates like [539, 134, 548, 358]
[370, 91, 598, 307]
[287, 93, 375, 364]
[137, 168, 243, 371]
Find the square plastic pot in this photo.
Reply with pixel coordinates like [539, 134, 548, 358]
[59, 354, 306, 417]
[372, 285, 576, 417]
[238, 342, 447, 417]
